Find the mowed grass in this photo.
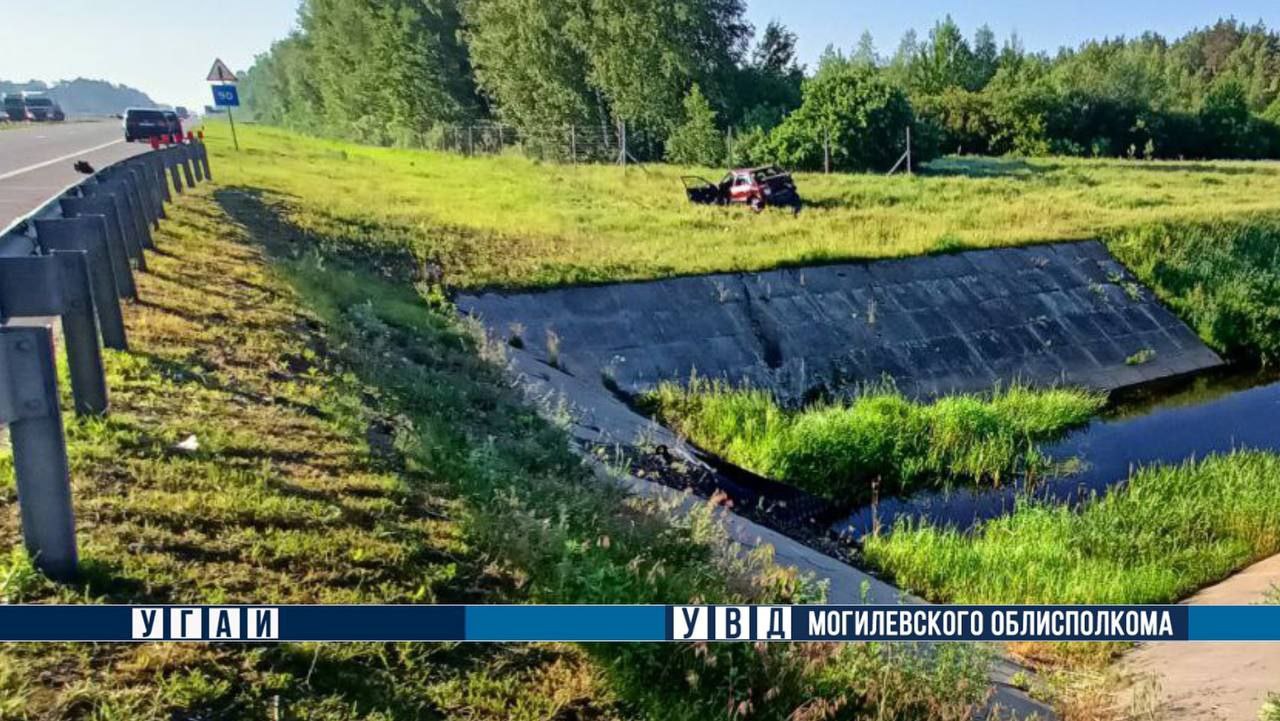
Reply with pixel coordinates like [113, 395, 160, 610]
[862, 451, 1280, 606]
[646, 379, 1103, 502]
[203, 123, 1280, 290]
[0, 172, 992, 718]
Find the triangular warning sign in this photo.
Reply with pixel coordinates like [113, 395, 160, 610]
[206, 58, 237, 83]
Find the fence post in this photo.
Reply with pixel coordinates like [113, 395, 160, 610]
[1, 325, 78, 582]
[60, 196, 139, 300]
[726, 127, 734, 167]
[468, 126, 474, 156]
[824, 126, 831, 175]
[619, 121, 627, 171]
[906, 126, 912, 175]
[35, 218, 127, 350]
[570, 125, 577, 165]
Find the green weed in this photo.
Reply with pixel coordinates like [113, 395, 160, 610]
[863, 451, 1280, 606]
[646, 379, 1104, 502]
[1106, 216, 1280, 363]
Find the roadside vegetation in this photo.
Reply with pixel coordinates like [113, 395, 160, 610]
[1106, 216, 1280, 363]
[0, 143, 990, 718]
[218, 124, 1280, 324]
[646, 378, 1102, 502]
[243, 3, 1280, 168]
[862, 451, 1280, 608]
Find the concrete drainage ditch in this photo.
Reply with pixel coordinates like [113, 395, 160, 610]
[459, 240, 1237, 719]
[459, 239, 1235, 546]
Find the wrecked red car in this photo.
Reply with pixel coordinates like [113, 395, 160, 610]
[682, 165, 802, 212]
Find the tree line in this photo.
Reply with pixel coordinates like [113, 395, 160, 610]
[1, 79, 159, 115]
[241, 4, 1280, 170]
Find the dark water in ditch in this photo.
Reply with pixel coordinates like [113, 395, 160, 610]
[832, 369, 1280, 540]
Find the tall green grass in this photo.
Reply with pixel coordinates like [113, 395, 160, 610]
[202, 123, 1280, 292]
[204, 123, 1280, 362]
[1106, 216, 1280, 363]
[863, 451, 1280, 604]
[646, 379, 1104, 502]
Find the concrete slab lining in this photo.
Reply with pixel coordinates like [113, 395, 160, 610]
[459, 241, 1223, 404]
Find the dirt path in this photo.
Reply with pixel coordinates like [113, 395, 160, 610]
[1115, 554, 1280, 720]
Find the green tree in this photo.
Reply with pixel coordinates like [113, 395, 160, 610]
[1200, 77, 1254, 157]
[665, 85, 724, 166]
[753, 20, 800, 74]
[972, 24, 999, 87]
[575, 0, 751, 134]
[464, 0, 599, 149]
[909, 16, 979, 95]
[853, 31, 878, 67]
[730, 21, 803, 131]
[766, 63, 919, 171]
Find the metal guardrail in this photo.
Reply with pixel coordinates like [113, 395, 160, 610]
[0, 138, 212, 581]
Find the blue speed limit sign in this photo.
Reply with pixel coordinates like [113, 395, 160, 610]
[211, 85, 239, 107]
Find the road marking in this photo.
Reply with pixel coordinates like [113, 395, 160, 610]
[0, 138, 125, 182]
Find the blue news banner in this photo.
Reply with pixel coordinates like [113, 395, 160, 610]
[1, 605, 1279, 642]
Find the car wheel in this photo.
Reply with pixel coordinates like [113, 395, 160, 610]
[750, 196, 764, 213]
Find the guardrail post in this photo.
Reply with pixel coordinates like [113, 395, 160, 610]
[0, 254, 108, 415]
[180, 146, 197, 188]
[145, 152, 171, 206]
[1, 325, 78, 582]
[136, 154, 169, 217]
[54, 251, 108, 415]
[165, 148, 184, 194]
[71, 190, 146, 273]
[118, 172, 157, 247]
[196, 142, 212, 181]
[60, 196, 139, 299]
[189, 144, 205, 183]
[35, 218, 127, 350]
[84, 179, 152, 251]
[122, 165, 161, 230]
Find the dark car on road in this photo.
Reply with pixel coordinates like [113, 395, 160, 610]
[682, 165, 803, 212]
[3, 94, 26, 121]
[164, 110, 184, 138]
[124, 108, 181, 142]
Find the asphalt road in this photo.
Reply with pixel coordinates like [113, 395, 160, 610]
[0, 119, 151, 230]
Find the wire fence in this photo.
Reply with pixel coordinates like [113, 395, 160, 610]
[417, 121, 915, 175]
[419, 122, 682, 166]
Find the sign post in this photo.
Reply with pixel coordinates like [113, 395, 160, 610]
[206, 58, 240, 151]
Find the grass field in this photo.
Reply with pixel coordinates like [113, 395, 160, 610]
[205, 124, 1280, 291]
[204, 122, 1280, 362]
[0, 160, 988, 718]
[646, 379, 1103, 502]
[862, 451, 1280, 607]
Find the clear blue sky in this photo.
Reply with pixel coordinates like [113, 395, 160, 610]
[1, 1, 1276, 112]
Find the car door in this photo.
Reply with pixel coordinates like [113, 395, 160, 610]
[729, 174, 753, 204]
